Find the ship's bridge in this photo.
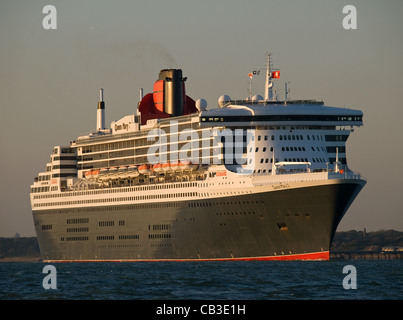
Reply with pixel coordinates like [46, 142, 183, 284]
[200, 100, 363, 128]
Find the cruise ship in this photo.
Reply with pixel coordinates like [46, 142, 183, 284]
[30, 54, 366, 261]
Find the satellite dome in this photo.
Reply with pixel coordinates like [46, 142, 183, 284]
[218, 95, 231, 107]
[196, 98, 207, 111]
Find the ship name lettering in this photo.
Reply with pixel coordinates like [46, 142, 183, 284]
[114, 123, 128, 131]
[272, 183, 290, 190]
[215, 171, 226, 177]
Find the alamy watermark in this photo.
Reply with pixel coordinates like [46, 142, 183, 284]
[42, 5, 57, 30]
[146, 121, 257, 170]
[42, 5, 357, 31]
[42, 265, 57, 289]
[342, 265, 357, 289]
[343, 5, 357, 30]
[40, 264, 357, 292]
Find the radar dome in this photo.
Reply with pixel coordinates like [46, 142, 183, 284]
[196, 98, 207, 111]
[252, 94, 264, 102]
[218, 95, 231, 107]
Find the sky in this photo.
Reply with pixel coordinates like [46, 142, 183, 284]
[0, 0, 402, 237]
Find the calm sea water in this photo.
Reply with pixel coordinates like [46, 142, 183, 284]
[0, 260, 401, 301]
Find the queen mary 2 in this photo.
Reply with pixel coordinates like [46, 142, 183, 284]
[30, 54, 366, 262]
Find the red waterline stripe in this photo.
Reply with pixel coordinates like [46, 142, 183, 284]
[44, 251, 329, 263]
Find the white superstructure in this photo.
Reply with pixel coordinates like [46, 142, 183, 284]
[30, 54, 364, 211]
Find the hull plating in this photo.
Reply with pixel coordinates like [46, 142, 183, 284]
[33, 179, 365, 262]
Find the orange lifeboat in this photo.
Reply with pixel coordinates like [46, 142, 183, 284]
[118, 166, 128, 175]
[138, 164, 150, 175]
[170, 162, 180, 171]
[162, 162, 171, 172]
[179, 161, 198, 171]
[85, 170, 92, 179]
[179, 161, 190, 170]
[153, 163, 163, 173]
[91, 169, 100, 179]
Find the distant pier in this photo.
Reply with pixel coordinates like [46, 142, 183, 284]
[331, 251, 403, 260]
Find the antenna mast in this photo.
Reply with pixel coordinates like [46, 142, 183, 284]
[285, 81, 290, 101]
[264, 52, 273, 101]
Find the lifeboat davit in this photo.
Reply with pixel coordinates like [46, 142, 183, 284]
[138, 164, 150, 175]
[99, 168, 109, 181]
[127, 165, 139, 178]
[118, 166, 128, 176]
[108, 167, 118, 178]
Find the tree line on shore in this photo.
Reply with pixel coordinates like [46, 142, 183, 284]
[1, 230, 402, 259]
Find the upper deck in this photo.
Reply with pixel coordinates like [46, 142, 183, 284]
[200, 99, 363, 127]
